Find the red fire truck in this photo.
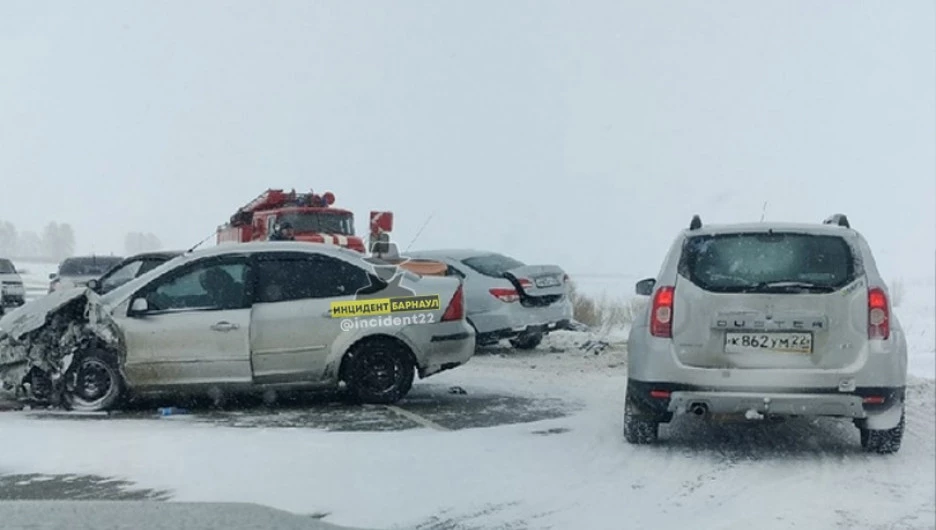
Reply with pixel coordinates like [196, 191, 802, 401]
[216, 189, 447, 275]
[216, 189, 378, 251]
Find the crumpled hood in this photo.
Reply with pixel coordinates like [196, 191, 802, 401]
[0, 287, 123, 396]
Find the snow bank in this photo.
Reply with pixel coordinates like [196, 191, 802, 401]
[895, 275, 935, 379]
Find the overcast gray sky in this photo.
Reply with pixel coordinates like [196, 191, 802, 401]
[2, 1, 934, 280]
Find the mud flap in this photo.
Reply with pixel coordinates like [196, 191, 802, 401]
[861, 400, 905, 430]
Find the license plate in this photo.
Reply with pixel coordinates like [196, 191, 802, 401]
[535, 276, 560, 288]
[724, 332, 813, 354]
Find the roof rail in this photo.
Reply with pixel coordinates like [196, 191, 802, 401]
[823, 214, 850, 228]
[689, 214, 702, 230]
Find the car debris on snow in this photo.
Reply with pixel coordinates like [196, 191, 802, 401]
[579, 339, 611, 355]
[0, 288, 123, 404]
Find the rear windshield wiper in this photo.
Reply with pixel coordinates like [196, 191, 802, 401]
[748, 281, 836, 293]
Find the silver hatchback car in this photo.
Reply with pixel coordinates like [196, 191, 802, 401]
[0, 242, 474, 411]
[625, 214, 908, 453]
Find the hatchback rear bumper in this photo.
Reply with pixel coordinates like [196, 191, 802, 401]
[470, 299, 573, 342]
[476, 319, 574, 344]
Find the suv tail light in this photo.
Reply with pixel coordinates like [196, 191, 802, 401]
[489, 288, 519, 303]
[650, 286, 675, 338]
[868, 287, 889, 340]
[442, 284, 465, 321]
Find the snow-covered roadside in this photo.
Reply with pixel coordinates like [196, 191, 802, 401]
[895, 275, 936, 380]
[0, 343, 932, 530]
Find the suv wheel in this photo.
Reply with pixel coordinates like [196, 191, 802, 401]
[623, 396, 660, 444]
[859, 407, 905, 454]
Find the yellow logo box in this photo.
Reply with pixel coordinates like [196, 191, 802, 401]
[330, 295, 441, 318]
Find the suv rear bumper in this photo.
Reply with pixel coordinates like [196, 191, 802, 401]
[627, 379, 905, 428]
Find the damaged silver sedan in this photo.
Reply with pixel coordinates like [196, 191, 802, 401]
[0, 242, 474, 411]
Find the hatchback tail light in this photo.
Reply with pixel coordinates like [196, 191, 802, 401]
[650, 286, 675, 338]
[441, 284, 465, 321]
[868, 287, 889, 340]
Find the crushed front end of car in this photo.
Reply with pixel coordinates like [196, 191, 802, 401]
[0, 288, 124, 406]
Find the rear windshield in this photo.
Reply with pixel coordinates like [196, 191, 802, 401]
[59, 256, 123, 276]
[680, 232, 856, 293]
[0, 259, 15, 274]
[462, 254, 525, 278]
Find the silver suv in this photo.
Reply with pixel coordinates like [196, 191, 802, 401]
[625, 214, 908, 453]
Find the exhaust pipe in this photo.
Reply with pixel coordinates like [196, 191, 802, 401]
[688, 402, 708, 417]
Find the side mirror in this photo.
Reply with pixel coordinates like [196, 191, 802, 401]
[635, 278, 656, 296]
[129, 297, 149, 316]
[87, 279, 100, 291]
[48, 273, 57, 280]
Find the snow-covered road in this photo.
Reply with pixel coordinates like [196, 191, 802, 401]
[1, 263, 932, 529]
[0, 343, 932, 530]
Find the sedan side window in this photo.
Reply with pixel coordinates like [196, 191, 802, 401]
[101, 261, 143, 293]
[145, 261, 249, 312]
[255, 254, 373, 303]
[138, 258, 167, 275]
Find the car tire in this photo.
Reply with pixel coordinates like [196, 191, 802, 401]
[344, 339, 415, 405]
[63, 349, 124, 412]
[623, 395, 660, 445]
[860, 407, 905, 454]
[510, 332, 543, 350]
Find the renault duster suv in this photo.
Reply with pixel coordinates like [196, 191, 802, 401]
[625, 214, 908, 453]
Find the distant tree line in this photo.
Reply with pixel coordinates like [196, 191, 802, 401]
[0, 221, 162, 262]
[124, 232, 163, 255]
[0, 221, 75, 262]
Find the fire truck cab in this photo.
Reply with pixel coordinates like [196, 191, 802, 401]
[216, 189, 449, 276]
[217, 189, 367, 252]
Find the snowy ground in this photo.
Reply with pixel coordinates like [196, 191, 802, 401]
[0, 261, 933, 529]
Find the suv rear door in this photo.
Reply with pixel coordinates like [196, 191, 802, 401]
[671, 230, 868, 370]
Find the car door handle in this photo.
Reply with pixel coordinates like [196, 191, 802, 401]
[210, 321, 239, 332]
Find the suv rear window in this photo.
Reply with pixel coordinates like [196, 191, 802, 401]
[0, 259, 15, 274]
[462, 254, 524, 278]
[680, 232, 856, 293]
